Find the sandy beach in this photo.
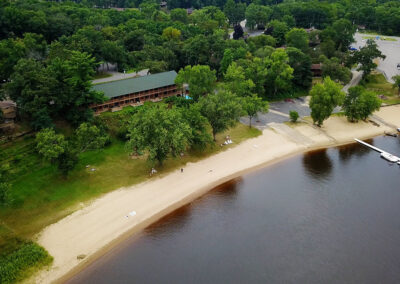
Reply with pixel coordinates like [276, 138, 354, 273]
[34, 105, 400, 283]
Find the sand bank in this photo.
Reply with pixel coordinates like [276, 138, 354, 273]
[35, 106, 399, 283]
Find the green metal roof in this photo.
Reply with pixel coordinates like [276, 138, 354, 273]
[92, 71, 177, 99]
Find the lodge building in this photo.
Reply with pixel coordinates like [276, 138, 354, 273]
[90, 71, 183, 113]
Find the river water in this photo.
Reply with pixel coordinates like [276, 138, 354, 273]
[67, 136, 400, 284]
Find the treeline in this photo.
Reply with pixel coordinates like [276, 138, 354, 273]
[1, 0, 382, 130]
[40, 0, 400, 35]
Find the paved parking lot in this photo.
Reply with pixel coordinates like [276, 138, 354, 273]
[240, 97, 343, 129]
[353, 33, 400, 83]
[240, 98, 312, 128]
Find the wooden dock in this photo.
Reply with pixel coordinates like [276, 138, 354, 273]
[354, 138, 400, 163]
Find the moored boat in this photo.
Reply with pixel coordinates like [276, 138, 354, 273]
[380, 152, 400, 163]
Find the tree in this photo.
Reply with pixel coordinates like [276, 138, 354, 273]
[266, 20, 288, 47]
[343, 86, 381, 122]
[219, 47, 247, 75]
[286, 47, 312, 89]
[331, 19, 356, 52]
[124, 30, 145, 52]
[285, 28, 309, 53]
[224, 0, 246, 26]
[198, 91, 242, 141]
[233, 24, 244, 40]
[309, 77, 345, 126]
[242, 94, 269, 127]
[36, 128, 67, 161]
[6, 58, 54, 129]
[182, 35, 210, 66]
[35, 128, 78, 176]
[57, 148, 79, 176]
[352, 39, 386, 79]
[100, 40, 127, 71]
[265, 49, 294, 98]
[170, 8, 188, 24]
[247, 34, 276, 52]
[289, 110, 299, 123]
[320, 39, 336, 58]
[245, 4, 271, 30]
[0, 163, 11, 206]
[6, 51, 104, 129]
[180, 104, 213, 150]
[162, 27, 181, 41]
[175, 65, 217, 101]
[75, 123, 109, 153]
[223, 62, 255, 97]
[392, 75, 400, 96]
[126, 104, 191, 165]
[320, 57, 352, 84]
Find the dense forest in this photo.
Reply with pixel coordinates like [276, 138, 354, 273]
[2, 0, 394, 130]
[0, 0, 397, 282]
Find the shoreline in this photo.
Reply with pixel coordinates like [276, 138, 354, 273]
[34, 105, 400, 283]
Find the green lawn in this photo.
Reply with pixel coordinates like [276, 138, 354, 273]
[0, 123, 261, 244]
[93, 72, 112, 79]
[363, 73, 400, 105]
[362, 35, 397, 42]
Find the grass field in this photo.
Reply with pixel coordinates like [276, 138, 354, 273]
[93, 72, 112, 79]
[0, 119, 260, 282]
[363, 73, 400, 105]
[361, 35, 397, 42]
[0, 123, 261, 245]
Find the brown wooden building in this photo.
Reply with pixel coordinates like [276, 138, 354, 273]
[91, 71, 183, 113]
[311, 63, 323, 77]
[0, 101, 16, 133]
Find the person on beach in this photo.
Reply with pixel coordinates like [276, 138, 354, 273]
[181, 168, 184, 173]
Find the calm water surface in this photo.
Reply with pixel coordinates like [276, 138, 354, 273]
[67, 136, 400, 284]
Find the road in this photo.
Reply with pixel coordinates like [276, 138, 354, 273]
[353, 32, 400, 83]
[229, 20, 264, 39]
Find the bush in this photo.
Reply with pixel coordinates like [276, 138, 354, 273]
[0, 242, 52, 284]
[289, 110, 299, 122]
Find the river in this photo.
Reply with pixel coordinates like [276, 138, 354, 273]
[67, 136, 400, 284]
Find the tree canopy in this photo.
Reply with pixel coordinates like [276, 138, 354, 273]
[352, 39, 386, 79]
[309, 77, 345, 126]
[175, 65, 217, 101]
[343, 86, 381, 122]
[198, 91, 242, 141]
[126, 103, 191, 165]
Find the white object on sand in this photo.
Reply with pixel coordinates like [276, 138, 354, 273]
[129, 211, 137, 216]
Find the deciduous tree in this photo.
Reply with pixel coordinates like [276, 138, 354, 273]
[223, 62, 255, 97]
[175, 65, 217, 101]
[309, 77, 345, 126]
[242, 94, 268, 127]
[75, 123, 109, 153]
[126, 104, 191, 165]
[352, 39, 386, 79]
[285, 28, 309, 53]
[198, 91, 242, 141]
[36, 128, 67, 161]
[392, 75, 400, 96]
[343, 86, 381, 122]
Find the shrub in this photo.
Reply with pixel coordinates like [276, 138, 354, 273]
[289, 110, 299, 123]
[0, 242, 52, 284]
